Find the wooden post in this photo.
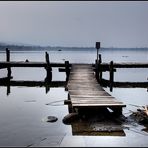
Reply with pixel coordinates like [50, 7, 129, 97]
[45, 52, 52, 82]
[6, 48, 10, 62]
[95, 54, 102, 83]
[6, 48, 11, 77]
[95, 59, 99, 82]
[99, 54, 102, 63]
[98, 54, 102, 82]
[109, 61, 114, 92]
[6, 48, 11, 95]
[96, 42, 100, 62]
[67, 93, 73, 113]
[65, 61, 70, 81]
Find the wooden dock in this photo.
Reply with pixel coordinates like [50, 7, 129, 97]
[67, 64, 126, 115]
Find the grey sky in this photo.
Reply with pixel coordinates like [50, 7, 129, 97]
[0, 1, 148, 47]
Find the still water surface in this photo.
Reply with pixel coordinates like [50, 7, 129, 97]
[0, 48, 148, 146]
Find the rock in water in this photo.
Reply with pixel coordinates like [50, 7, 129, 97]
[63, 113, 79, 124]
[47, 116, 58, 122]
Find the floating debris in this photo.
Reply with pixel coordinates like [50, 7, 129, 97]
[45, 100, 64, 106]
[129, 105, 148, 124]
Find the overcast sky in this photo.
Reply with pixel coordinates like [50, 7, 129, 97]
[0, 1, 148, 47]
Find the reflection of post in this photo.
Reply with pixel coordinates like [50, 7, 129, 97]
[110, 61, 114, 92]
[45, 83, 50, 94]
[7, 79, 11, 96]
[45, 52, 52, 82]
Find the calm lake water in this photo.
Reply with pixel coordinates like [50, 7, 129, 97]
[0, 48, 148, 147]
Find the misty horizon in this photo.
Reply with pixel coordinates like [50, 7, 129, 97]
[1, 41, 148, 49]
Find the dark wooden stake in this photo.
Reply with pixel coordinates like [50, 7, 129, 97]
[6, 48, 11, 77]
[45, 52, 52, 83]
[65, 61, 70, 81]
[6, 48, 10, 62]
[98, 54, 102, 82]
[95, 59, 99, 82]
[67, 93, 74, 113]
[96, 42, 100, 62]
[109, 61, 114, 92]
[6, 48, 11, 95]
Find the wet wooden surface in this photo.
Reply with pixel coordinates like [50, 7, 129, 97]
[67, 64, 126, 108]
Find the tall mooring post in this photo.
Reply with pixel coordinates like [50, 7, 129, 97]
[96, 42, 100, 62]
[109, 61, 114, 92]
[65, 61, 70, 82]
[6, 48, 11, 78]
[6, 48, 11, 96]
[95, 42, 101, 82]
[45, 52, 52, 83]
[98, 54, 102, 82]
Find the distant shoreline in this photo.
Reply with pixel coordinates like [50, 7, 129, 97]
[0, 44, 148, 51]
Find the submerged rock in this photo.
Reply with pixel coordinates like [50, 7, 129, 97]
[62, 113, 79, 124]
[47, 116, 58, 123]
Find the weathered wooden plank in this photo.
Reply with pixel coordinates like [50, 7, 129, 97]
[71, 98, 117, 101]
[71, 100, 119, 103]
[69, 92, 110, 96]
[72, 104, 126, 107]
[71, 97, 116, 100]
[70, 95, 114, 98]
[68, 84, 101, 87]
[68, 87, 103, 91]
[69, 90, 108, 93]
[68, 80, 98, 83]
[68, 82, 99, 85]
[69, 77, 94, 79]
[71, 99, 119, 102]
[69, 90, 107, 92]
[72, 101, 124, 104]
[69, 75, 95, 77]
[68, 86, 104, 91]
[67, 64, 126, 111]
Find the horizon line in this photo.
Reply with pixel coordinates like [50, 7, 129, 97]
[0, 41, 148, 49]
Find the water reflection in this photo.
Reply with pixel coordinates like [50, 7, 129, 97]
[0, 77, 66, 95]
[100, 78, 148, 92]
[0, 72, 147, 138]
[64, 106, 126, 136]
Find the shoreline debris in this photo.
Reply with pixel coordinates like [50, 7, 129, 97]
[129, 105, 148, 124]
